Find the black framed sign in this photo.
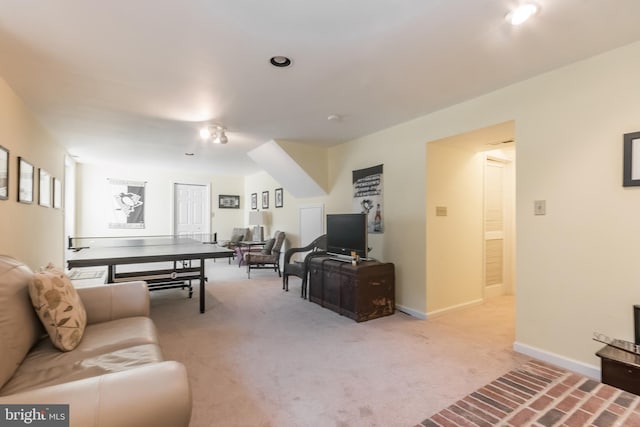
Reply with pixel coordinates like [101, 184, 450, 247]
[18, 157, 34, 204]
[218, 194, 240, 209]
[251, 193, 257, 210]
[623, 131, 640, 186]
[262, 191, 269, 209]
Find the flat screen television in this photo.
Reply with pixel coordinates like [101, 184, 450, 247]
[326, 213, 368, 260]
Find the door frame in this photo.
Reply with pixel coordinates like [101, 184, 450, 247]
[171, 182, 211, 236]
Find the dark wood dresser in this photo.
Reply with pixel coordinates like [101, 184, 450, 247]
[308, 256, 395, 322]
[596, 345, 640, 395]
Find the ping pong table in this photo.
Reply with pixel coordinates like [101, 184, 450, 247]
[66, 235, 234, 313]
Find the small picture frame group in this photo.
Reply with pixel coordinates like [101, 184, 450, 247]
[262, 191, 269, 209]
[275, 187, 283, 208]
[10, 155, 62, 208]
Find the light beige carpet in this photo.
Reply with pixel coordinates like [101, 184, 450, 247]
[149, 261, 528, 427]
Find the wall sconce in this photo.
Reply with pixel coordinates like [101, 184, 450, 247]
[199, 125, 228, 144]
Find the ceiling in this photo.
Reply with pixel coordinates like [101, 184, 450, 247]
[1, 1, 640, 176]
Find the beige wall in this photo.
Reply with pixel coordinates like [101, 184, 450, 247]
[76, 163, 245, 239]
[426, 142, 484, 314]
[0, 77, 67, 269]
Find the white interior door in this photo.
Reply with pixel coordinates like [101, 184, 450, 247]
[174, 183, 210, 238]
[299, 204, 324, 257]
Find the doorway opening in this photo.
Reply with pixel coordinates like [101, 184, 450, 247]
[426, 121, 515, 316]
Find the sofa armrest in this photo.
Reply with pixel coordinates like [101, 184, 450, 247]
[76, 281, 149, 325]
[0, 361, 191, 427]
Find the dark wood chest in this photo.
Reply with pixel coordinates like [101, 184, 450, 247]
[308, 257, 395, 322]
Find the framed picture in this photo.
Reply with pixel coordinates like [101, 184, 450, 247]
[218, 194, 240, 209]
[17, 157, 34, 204]
[0, 145, 8, 200]
[39, 169, 51, 207]
[275, 187, 283, 208]
[53, 177, 62, 209]
[623, 131, 640, 186]
[262, 191, 269, 209]
[251, 193, 257, 210]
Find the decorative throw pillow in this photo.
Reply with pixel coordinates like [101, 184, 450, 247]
[261, 238, 276, 255]
[28, 263, 87, 351]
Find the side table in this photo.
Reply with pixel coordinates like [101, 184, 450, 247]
[596, 345, 640, 395]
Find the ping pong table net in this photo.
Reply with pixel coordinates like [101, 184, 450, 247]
[68, 234, 217, 250]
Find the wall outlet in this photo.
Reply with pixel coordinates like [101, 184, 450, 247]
[534, 200, 546, 215]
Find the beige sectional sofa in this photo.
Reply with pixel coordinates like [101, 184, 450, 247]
[0, 255, 191, 427]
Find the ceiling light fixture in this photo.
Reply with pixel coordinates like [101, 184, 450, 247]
[270, 56, 292, 67]
[199, 125, 228, 144]
[506, 3, 539, 26]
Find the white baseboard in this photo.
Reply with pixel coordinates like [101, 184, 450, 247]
[484, 284, 505, 299]
[426, 298, 483, 318]
[513, 341, 600, 380]
[395, 304, 427, 320]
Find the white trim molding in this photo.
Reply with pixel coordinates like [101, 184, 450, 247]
[513, 341, 601, 380]
[426, 299, 483, 319]
[396, 304, 427, 320]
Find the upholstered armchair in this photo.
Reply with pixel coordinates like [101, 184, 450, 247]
[282, 234, 327, 298]
[219, 227, 250, 250]
[244, 231, 286, 278]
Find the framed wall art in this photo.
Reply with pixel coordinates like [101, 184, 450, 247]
[0, 145, 8, 200]
[262, 190, 269, 209]
[623, 131, 640, 187]
[275, 187, 283, 208]
[39, 169, 51, 207]
[219, 194, 240, 209]
[251, 192, 257, 210]
[17, 157, 34, 204]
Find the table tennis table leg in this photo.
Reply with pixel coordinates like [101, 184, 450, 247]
[199, 259, 206, 313]
[108, 264, 115, 283]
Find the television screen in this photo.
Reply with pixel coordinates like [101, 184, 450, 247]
[326, 213, 368, 259]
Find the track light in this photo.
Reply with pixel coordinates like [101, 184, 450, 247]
[199, 125, 228, 144]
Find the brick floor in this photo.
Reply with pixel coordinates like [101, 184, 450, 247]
[419, 360, 640, 426]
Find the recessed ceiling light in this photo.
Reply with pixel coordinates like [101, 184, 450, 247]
[506, 3, 539, 26]
[270, 56, 292, 67]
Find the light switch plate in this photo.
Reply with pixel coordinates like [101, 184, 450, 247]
[534, 200, 546, 215]
[436, 206, 447, 216]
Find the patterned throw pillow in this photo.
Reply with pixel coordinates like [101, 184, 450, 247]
[28, 264, 87, 351]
